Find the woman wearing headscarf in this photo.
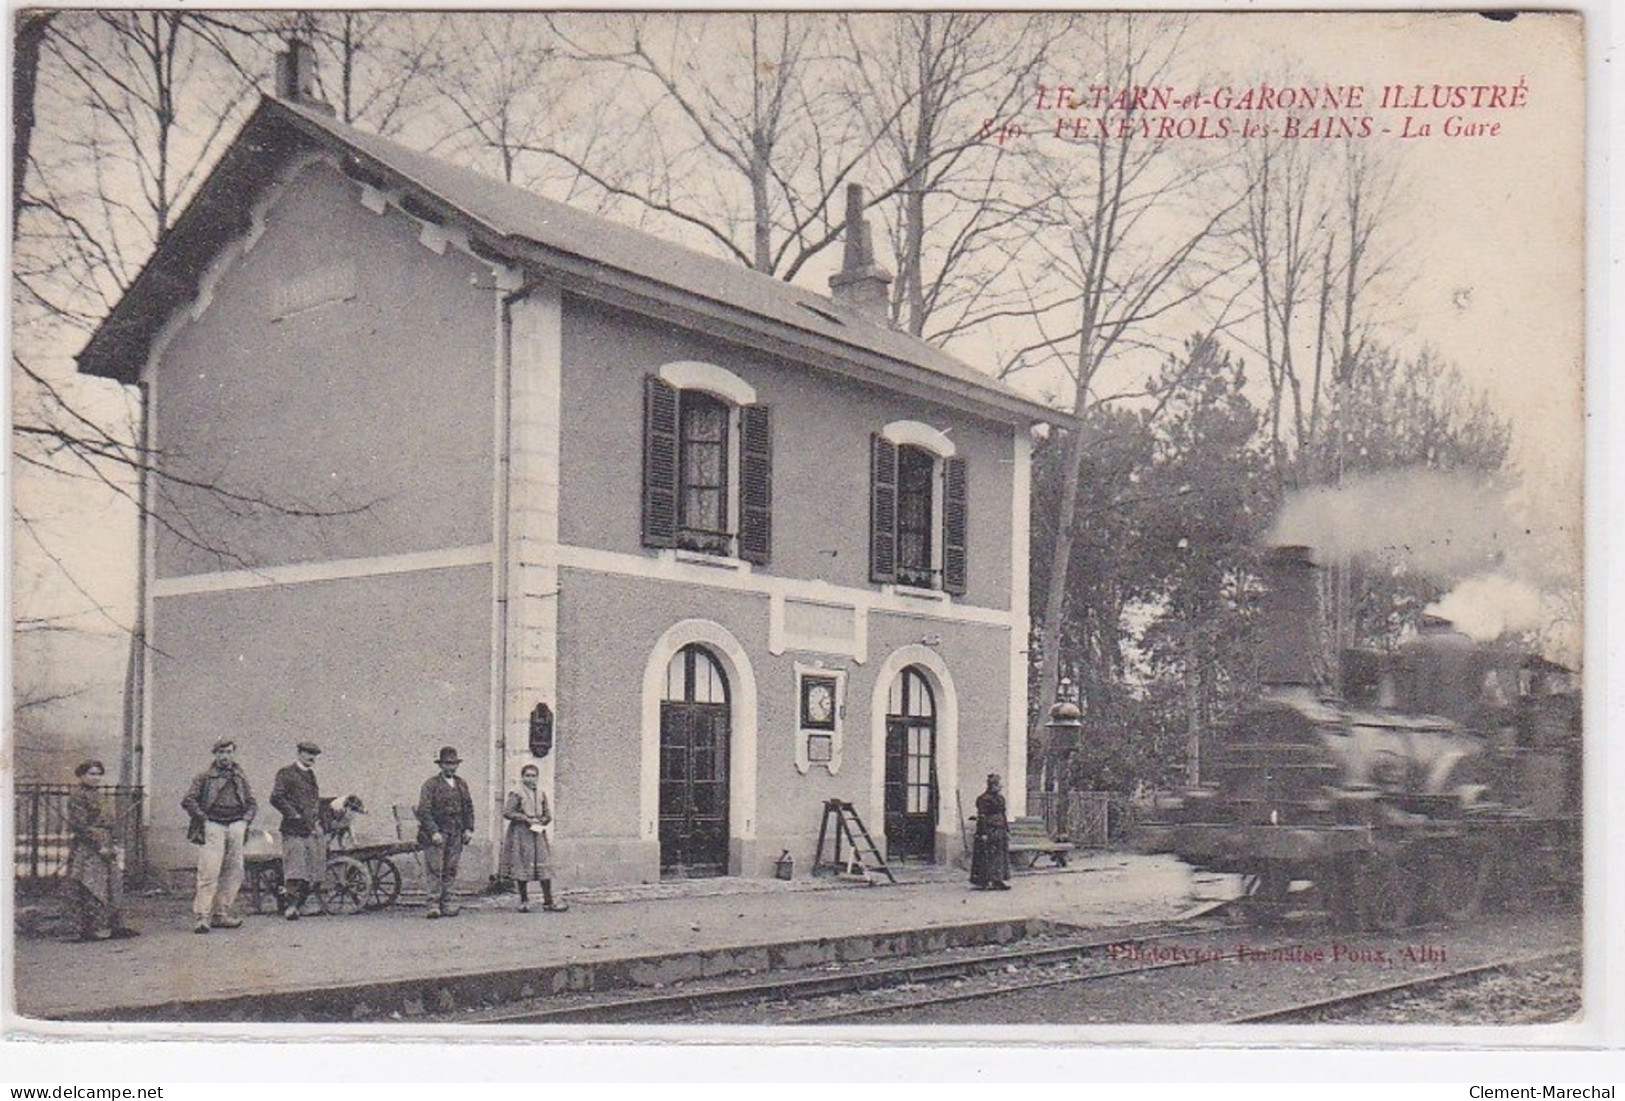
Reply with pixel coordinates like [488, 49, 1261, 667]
[64, 760, 138, 941]
[969, 773, 1012, 891]
[500, 763, 568, 913]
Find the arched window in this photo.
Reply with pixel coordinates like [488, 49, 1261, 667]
[895, 444, 937, 587]
[678, 390, 730, 547]
[664, 643, 730, 705]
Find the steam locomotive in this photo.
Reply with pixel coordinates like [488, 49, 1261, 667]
[1141, 546, 1581, 931]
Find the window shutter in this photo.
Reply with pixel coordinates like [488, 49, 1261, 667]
[942, 455, 968, 596]
[738, 404, 772, 565]
[870, 434, 898, 583]
[642, 375, 679, 548]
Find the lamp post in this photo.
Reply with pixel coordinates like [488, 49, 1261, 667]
[1045, 700, 1083, 841]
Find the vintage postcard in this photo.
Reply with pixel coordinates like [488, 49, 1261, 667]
[4, 1, 1605, 1077]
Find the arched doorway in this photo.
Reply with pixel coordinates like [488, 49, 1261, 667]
[659, 643, 731, 877]
[884, 666, 938, 862]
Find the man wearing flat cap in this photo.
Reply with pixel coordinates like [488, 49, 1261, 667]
[415, 746, 474, 918]
[181, 738, 256, 933]
[270, 741, 326, 920]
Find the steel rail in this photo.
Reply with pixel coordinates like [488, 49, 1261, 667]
[1224, 949, 1581, 1024]
[466, 919, 1246, 1025]
[785, 934, 1315, 1023]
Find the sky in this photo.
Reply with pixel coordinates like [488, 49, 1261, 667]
[7, 7, 1593, 732]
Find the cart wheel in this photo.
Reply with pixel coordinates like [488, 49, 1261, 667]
[322, 855, 370, 916]
[366, 856, 403, 909]
[250, 864, 285, 915]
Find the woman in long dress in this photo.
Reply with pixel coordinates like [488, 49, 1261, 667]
[969, 773, 1012, 891]
[500, 764, 568, 912]
[64, 760, 138, 940]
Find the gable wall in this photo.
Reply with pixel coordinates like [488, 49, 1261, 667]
[143, 160, 502, 876]
[151, 160, 496, 577]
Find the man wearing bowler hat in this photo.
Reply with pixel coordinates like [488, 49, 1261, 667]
[416, 746, 475, 918]
[270, 740, 326, 920]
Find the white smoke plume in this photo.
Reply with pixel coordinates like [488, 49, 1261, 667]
[1426, 573, 1548, 641]
[1269, 469, 1544, 580]
[1269, 468, 1580, 657]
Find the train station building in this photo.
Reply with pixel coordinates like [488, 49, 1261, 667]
[76, 62, 1054, 887]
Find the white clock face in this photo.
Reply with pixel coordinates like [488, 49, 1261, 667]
[807, 682, 834, 723]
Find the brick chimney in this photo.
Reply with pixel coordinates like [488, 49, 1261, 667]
[828, 183, 893, 324]
[274, 37, 334, 116]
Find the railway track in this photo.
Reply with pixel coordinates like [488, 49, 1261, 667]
[440, 906, 1579, 1027]
[783, 930, 1322, 1025]
[460, 917, 1252, 1025]
[1227, 950, 1582, 1025]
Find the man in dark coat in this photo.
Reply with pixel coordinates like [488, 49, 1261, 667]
[416, 746, 475, 918]
[180, 738, 256, 933]
[969, 773, 1012, 890]
[269, 741, 325, 920]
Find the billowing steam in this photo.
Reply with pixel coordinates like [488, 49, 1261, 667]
[1427, 573, 1548, 641]
[1269, 468, 1578, 656]
[1270, 469, 1535, 579]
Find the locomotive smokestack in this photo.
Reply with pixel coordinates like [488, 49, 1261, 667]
[1259, 545, 1325, 690]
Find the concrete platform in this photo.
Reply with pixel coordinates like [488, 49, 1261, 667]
[8, 852, 1223, 1024]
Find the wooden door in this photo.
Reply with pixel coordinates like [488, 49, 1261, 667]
[659, 646, 731, 876]
[884, 667, 937, 861]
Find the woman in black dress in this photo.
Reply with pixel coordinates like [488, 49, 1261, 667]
[969, 773, 1011, 890]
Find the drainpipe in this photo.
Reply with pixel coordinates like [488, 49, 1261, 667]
[491, 277, 532, 873]
[120, 385, 150, 793]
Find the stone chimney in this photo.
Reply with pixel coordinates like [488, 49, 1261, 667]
[828, 183, 893, 324]
[274, 37, 334, 116]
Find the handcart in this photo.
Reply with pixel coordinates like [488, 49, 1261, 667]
[243, 797, 418, 915]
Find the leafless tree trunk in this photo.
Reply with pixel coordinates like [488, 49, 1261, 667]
[841, 13, 1055, 337]
[12, 10, 57, 241]
[1016, 14, 1243, 789]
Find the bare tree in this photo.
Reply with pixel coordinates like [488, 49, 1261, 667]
[414, 13, 561, 184]
[839, 13, 1056, 338]
[540, 13, 910, 280]
[1233, 130, 1404, 486]
[1008, 14, 1246, 789]
[11, 12, 371, 782]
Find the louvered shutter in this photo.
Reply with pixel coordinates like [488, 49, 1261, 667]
[870, 434, 898, 583]
[942, 455, 968, 595]
[738, 404, 772, 565]
[642, 375, 679, 548]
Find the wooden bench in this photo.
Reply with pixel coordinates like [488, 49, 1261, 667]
[1006, 816, 1074, 869]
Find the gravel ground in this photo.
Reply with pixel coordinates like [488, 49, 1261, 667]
[706, 909, 1582, 1027]
[1327, 954, 1582, 1025]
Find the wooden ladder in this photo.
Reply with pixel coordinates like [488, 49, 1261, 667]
[812, 799, 896, 883]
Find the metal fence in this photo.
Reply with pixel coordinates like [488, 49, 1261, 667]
[1029, 790, 1140, 848]
[14, 784, 147, 887]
